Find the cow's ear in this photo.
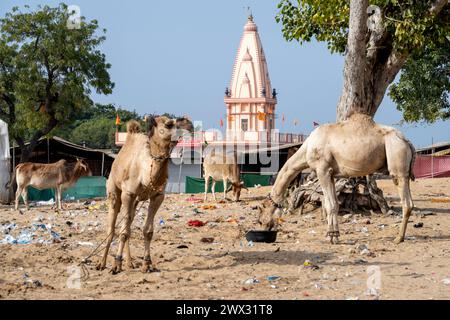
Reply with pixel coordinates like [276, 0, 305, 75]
[146, 115, 157, 137]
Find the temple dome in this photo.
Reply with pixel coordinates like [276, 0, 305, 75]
[244, 15, 258, 32]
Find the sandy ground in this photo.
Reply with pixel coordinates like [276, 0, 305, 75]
[0, 177, 449, 300]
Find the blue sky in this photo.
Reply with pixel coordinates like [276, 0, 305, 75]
[1, 0, 448, 148]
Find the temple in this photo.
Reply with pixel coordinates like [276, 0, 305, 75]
[224, 14, 277, 143]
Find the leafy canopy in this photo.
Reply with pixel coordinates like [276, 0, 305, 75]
[276, 0, 449, 122]
[0, 3, 114, 145]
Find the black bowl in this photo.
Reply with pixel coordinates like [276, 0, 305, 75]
[245, 230, 278, 243]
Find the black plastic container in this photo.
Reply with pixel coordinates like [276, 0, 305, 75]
[245, 230, 278, 243]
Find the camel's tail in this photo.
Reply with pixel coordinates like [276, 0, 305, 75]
[126, 120, 141, 134]
[408, 140, 416, 181]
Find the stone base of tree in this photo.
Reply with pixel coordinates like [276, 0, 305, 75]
[286, 175, 395, 217]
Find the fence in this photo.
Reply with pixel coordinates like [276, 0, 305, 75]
[413, 155, 450, 179]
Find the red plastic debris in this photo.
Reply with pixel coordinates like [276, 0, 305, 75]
[187, 220, 207, 227]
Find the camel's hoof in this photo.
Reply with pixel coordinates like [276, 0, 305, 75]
[110, 259, 123, 274]
[393, 236, 404, 244]
[95, 262, 106, 271]
[141, 263, 159, 273]
[326, 231, 340, 244]
[126, 261, 136, 270]
[110, 265, 122, 275]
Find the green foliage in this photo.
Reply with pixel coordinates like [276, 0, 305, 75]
[0, 3, 114, 157]
[276, 0, 449, 123]
[389, 42, 450, 123]
[53, 103, 140, 149]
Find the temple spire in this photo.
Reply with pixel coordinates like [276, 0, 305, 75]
[224, 15, 277, 141]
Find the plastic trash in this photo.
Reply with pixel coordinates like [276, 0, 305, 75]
[159, 218, 165, 226]
[77, 241, 95, 246]
[303, 260, 319, 270]
[267, 275, 281, 281]
[36, 198, 55, 206]
[187, 220, 207, 227]
[1, 234, 17, 244]
[413, 222, 424, 228]
[243, 278, 259, 285]
[442, 278, 450, 285]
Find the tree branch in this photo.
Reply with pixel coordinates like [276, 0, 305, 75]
[429, 0, 448, 15]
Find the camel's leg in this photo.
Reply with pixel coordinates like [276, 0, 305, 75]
[111, 192, 136, 274]
[223, 179, 227, 200]
[97, 189, 121, 270]
[15, 185, 24, 211]
[124, 199, 139, 269]
[394, 177, 414, 244]
[317, 167, 339, 244]
[141, 193, 164, 273]
[212, 181, 217, 201]
[21, 187, 29, 211]
[204, 176, 209, 202]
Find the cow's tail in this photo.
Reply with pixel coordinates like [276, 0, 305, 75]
[5, 164, 20, 190]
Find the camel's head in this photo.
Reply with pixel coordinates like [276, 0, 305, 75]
[76, 158, 92, 176]
[146, 115, 194, 146]
[226, 181, 247, 202]
[257, 197, 282, 231]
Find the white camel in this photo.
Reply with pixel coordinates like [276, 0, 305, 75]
[258, 114, 415, 244]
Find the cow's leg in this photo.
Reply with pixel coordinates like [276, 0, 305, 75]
[97, 189, 121, 271]
[394, 177, 414, 244]
[56, 185, 63, 211]
[21, 187, 29, 211]
[111, 192, 136, 274]
[211, 180, 217, 201]
[223, 179, 227, 200]
[204, 176, 209, 202]
[142, 193, 164, 273]
[317, 167, 339, 244]
[124, 198, 139, 269]
[15, 185, 24, 211]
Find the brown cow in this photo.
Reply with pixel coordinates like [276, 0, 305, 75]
[10, 159, 91, 211]
[203, 150, 246, 202]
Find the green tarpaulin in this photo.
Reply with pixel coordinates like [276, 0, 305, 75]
[27, 176, 107, 201]
[185, 174, 271, 194]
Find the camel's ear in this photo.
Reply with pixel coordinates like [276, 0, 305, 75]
[146, 115, 157, 137]
[176, 117, 194, 133]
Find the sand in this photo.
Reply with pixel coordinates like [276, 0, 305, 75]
[0, 177, 449, 300]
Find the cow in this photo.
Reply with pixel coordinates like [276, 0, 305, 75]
[203, 150, 247, 202]
[8, 158, 91, 211]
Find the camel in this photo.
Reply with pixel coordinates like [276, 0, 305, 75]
[258, 113, 415, 244]
[97, 115, 193, 273]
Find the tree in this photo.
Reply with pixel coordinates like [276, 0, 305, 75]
[53, 103, 140, 149]
[0, 4, 114, 162]
[276, 0, 449, 122]
[389, 42, 449, 123]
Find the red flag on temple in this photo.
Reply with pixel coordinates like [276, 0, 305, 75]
[115, 113, 121, 126]
[220, 118, 224, 127]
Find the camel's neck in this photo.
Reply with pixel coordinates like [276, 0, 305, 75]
[148, 138, 173, 159]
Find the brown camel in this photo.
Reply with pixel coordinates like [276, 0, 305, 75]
[258, 114, 415, 244]
[97, 116, 193, 273]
